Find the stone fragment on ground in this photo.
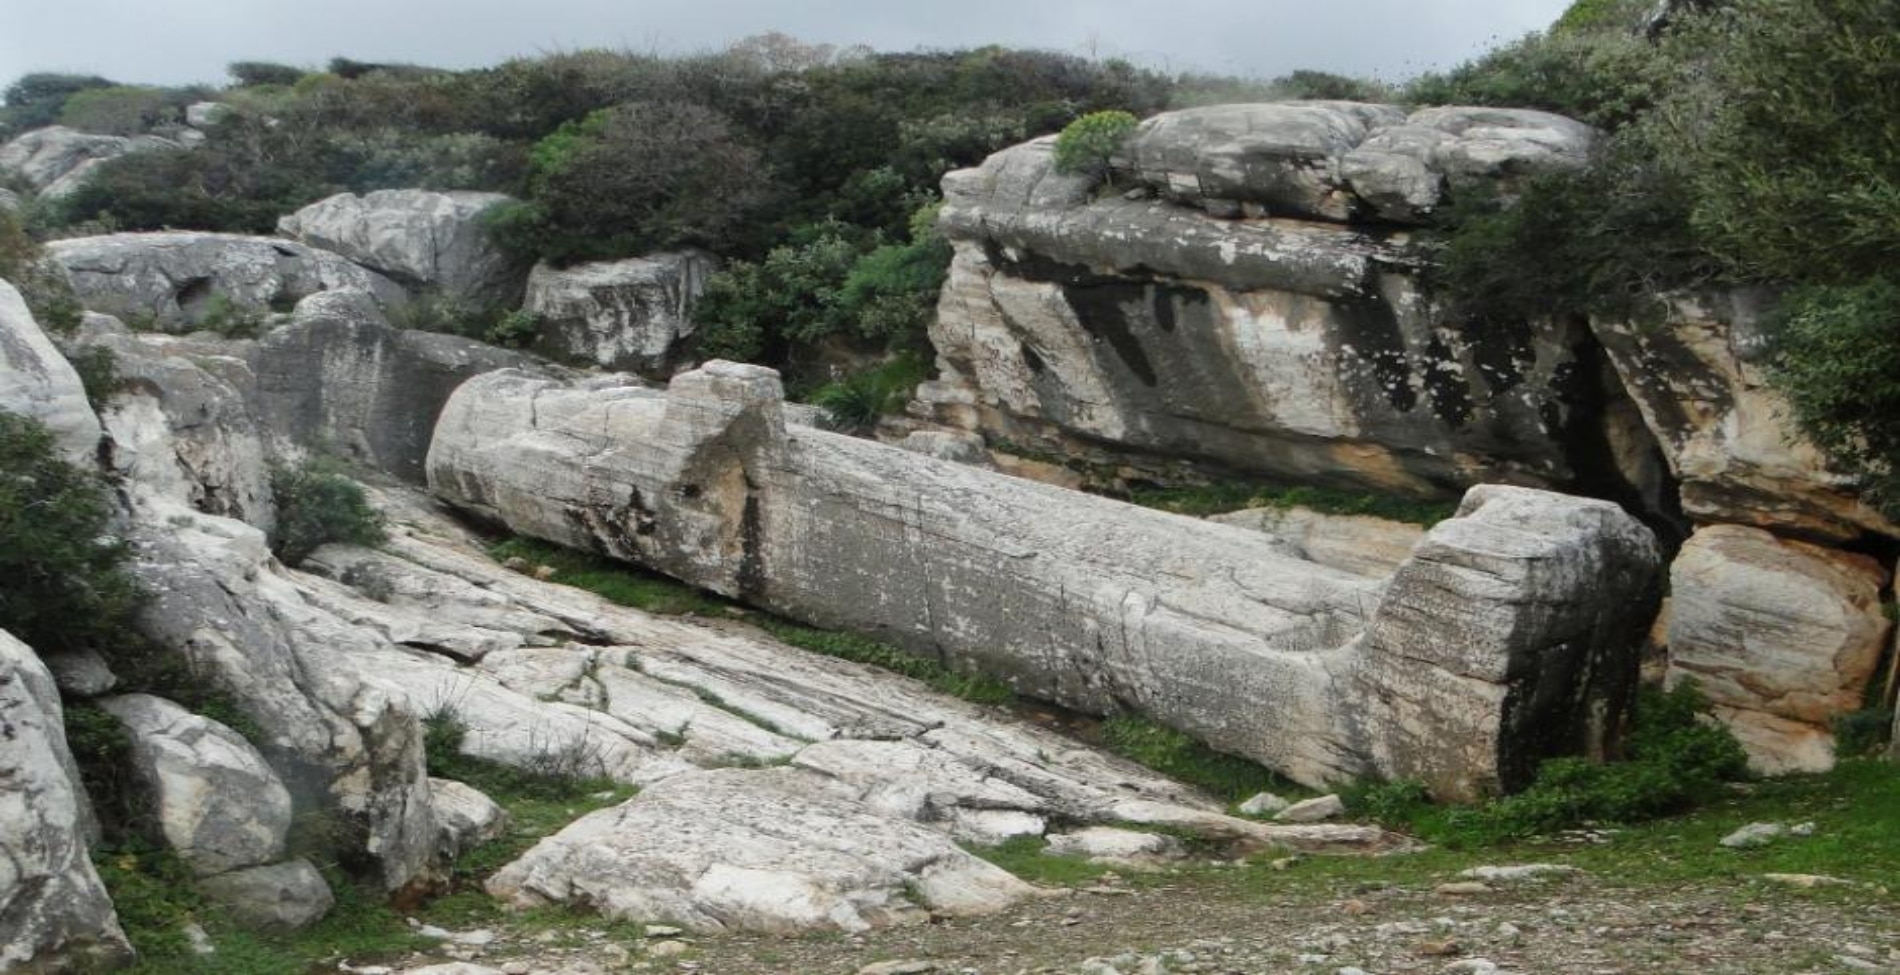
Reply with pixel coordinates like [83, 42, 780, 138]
[1276, 794, 1345, 823]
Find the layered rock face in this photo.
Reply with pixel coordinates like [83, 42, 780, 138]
[0, 630, 135, 974]
[248, 293, 540, 482]
[1592, 291, 1898, 542]
[430, 363, 1661, 800]
[0, 125, 179, 200]
[523, 251, 718, 376]
[277, 190, 527, 306]
[919, 104, 1630, 499]
[47, 232, 407, 331]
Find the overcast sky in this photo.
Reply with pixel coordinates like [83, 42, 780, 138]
[0, 0, 1573, 90]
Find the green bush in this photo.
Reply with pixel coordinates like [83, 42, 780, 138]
[495, 100, 769, 265]
[0, 206, 82, 332]
[228, 61, 308, 87]
[808, 355, 929, 432]
[0, 411, 143, 656]
[1052, 109, 1137, 177]
[1402, 16, 1667, 130]
[1666, 0, 1900, 284]
[0, 72, 118, 137]
[1767, 278, 1900, 512]
[269, 458, 387, 567]
[1364, 683, 1750, 845]
[58, 85, 177, 136]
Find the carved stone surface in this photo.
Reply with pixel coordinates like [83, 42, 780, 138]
[429, 363, 1661, 800]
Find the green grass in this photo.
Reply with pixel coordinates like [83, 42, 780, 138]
[1097, 714, 1302, 805]
[967, 835, 1119, 886]
[488, 535, 1017, 706]
[756, 619, 1016, 706]
[1119, 481, 1458, 526]
[100, 843, 435, 974]
[1205, 760, 1900, 903]
[489, 537, 729, 616]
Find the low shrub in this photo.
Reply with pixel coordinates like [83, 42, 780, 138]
[65, 346, 122, 409]
[1053, 109, 1137, 177]
[808, 355, 928, 433]
[269, 458, 387, 567]
[0, 411, 143, 657]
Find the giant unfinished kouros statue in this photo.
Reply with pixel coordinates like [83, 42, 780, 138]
[429, 361, 1661, 801]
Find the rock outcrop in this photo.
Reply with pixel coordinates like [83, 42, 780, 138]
[429, 363, 1661, 799]
[0, 276, 102, 462]
[0, 125, 179, 200]
[1591, 291, 1898, 541]
[249, 296, 540, 482]
[47, 232, 406, 332]
[1665, 525, 1892, 773]
[0, 630, 135, 973]
[277, 190, 526, 306]
[522, 251, 717, 376]
[919, 113, 1640, 500]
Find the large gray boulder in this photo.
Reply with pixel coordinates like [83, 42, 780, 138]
[0, 630, 135, 973]
[1340, 107, 1600, 222]
[1666, 525, 1892, 774]
[523, 251, 718, 376]
[0, 276, 101, 463]
[277, 190, 526, 306]
[926, 131, 1629, 500]
[249, 296, 541, 482]
[0, 125, 179, 199]
[429, 363, 1661, 800]
[97, 693, 294, 876]
[1119, 102, 1594, 223]
[47, 232, 407, 332]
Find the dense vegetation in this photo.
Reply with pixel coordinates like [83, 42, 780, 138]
[1408, 0, 1900, 514]
[0, 43, 1392, 387]
[0, 411, 142, 656]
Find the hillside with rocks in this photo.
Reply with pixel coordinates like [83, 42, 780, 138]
[2, 1, 1898, 973]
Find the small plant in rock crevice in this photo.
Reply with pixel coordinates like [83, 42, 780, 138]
[1053, 110, 1138, 179]
[268, 457, 387, 567]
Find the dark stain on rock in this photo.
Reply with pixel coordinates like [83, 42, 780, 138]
[1422, 332, 1473, 427]
[1062, 282, 1160, 388]
[737, 488, 767, 602]
[1335, 297, 1416, 413]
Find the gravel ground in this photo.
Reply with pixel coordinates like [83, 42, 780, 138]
[377, 864, 1898, 975]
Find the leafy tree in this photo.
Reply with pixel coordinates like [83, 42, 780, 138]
[0, 72, 117, 136]
[0, 411, 143, 656]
